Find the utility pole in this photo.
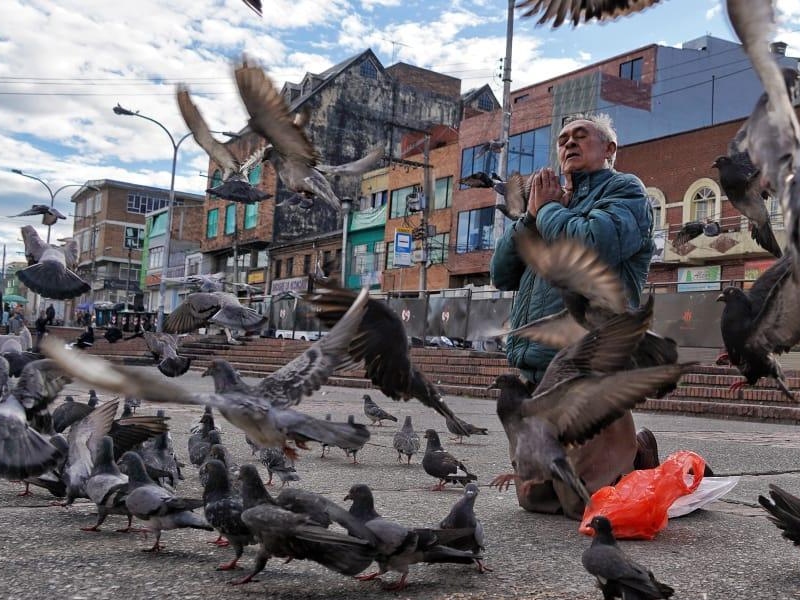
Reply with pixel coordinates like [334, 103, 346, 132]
[493, 0, 515, 244]
[418, 134, 432, 293]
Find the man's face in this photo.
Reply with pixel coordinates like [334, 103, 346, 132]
[556, 119, 616, 174]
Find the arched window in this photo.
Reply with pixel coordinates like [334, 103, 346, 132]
[692, 186, 714, 221]
[646, 187, 665, 229]
[682, 178, 721, 225]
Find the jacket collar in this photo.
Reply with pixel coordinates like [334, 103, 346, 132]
[569, 169, 615, 198]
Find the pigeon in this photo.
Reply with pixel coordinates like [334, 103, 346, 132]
[9, 204, 67, 226]
[422, 429, 477, 491]
[124, 395, 141, 414]
[176, 85, 271, 205]
[362, 394, 398, 426]
[82, 436, 132, 532]
[345, 483, 480, 591]
[758, 484, 800, 546]
[199, 443, 239, 489]
[517, 0, 663, 27]
[672, 220, 722, 247]
[340, 415, 367, 464]
[459, 171, 495, 188]
[392, 416, 420, 464]
[445, 414, 488, 444]
[712, 153, 782, 257]
[203, 459, 255, 570]
[495, 171, 530, 220]
[234, 59, 383, 211]
[439, 483, 490, 573]
[240, 0, 261, 16]
[717, 254, 800, 400]
[139, 410, 182, 486]
[488, 309, 689, 518]
[42, 292, 373, 461]
[192, 429, 223, 468]
[0, 358, 71, 479]
[319, 413, 332, 458]
[305, 284, 473, 433]
[582, 515, 674, 599]
[2, 349, 41, 378]
[52, 395, 93, 433]
[164, 276, 267, 344]
[118, 451, 212, 552]
[231, 464, 376, 585]
[21, 433, 69, 498]
[259, 446, 299, 486]
[17, 225, 90, 300]
[143, 332, 192, 378]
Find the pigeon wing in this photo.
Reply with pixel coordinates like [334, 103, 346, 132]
[177, 85, 240, 175]
[164, 292, 223, 333]
[745, 255, 800, 355]
[517, 0, 662, 27]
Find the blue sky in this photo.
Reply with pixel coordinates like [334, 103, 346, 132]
[0, 0, 798, 263]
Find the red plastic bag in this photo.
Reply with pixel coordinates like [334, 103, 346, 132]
[579, 450, 705, 540]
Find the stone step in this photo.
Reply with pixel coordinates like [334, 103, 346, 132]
[640, 397, 800, 424]
[671, 384, 796, 405]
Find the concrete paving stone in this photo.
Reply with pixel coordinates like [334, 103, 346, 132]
[1, 367, 800, 599]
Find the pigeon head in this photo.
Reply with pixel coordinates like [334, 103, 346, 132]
[202, 459, 233, 500]
[344, 483, 380, 521]
[207, 444, 227, 463]
[65, 396, 74, 403]
[402, 415, 413, 430]
[716, 286, 747, 305]
[711, 155, 731, 170]
[488, 374, 529, 394]
[202, 359, 239, 392]
[117, 451, 152, 486]
[423, 428, 443, 451]
[463, 483, 479, 500]
[362, 394, 372, 404]
[87, 390, 99, 407]
[207, 430, 223, 446]
[586, 515, 616, 543]
[238, 463, 273, 509]
[93, 436, 119, 474]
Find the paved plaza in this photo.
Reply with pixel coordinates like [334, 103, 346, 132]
[2, 367, 800, 599]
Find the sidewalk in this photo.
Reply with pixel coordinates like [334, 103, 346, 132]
[1, 368, 798, 599]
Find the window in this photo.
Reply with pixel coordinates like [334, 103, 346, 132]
[274, 259, 282, 279]
[390, 185, 417, 218]
[93, 193, 102, 213]
[692, 187, 714, 221]
[323, 250, 332, 271]
[360, 59, 377, 79]
[386, 242, 395, 269]
[456, 207, 495, 253]
[460, 145, 498, 187]
[206, 208, 219, 238]
[286, 257, 293, 276]
[248, 164, 262, 185]
[335, 249, 341, 271]
[649, 196, 662, 229]
[373, 241, 385, 272]
[303, 254, 311, 274]
[244, 203, 257, 229]
[224, 204, 236, 235]
[124, 226, 145, 249]
[429, 233, 450, 264]
[513, 94, 529, 104]
[477, 93, 494, 111]
[507, 125, 551, 176]
[149, 212, 167, 237]
[211, 169, 222, 188]
[619, 57, 643, 81]
[434, 177, 453, 210]
[148, 246, 164, 270]
[352, 244, 368, 274]
[127, 193, 170, 215]
[76, 199, 85, 218]
[370, 190, 388, 208]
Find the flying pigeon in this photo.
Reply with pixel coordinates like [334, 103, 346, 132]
[517, 0, 663, 27]
[234, 58, 383, 211]
[459, 171, 495, 189]
[82, 436, 132, 532]
[717, 254, 800, 400]
[582, 515, 674, 599]
[177, 85, 272, 204]
[495, 171, 531, 220]
[445, 414, 488, 444]
[345, 483, 480, 591]
[758, 484, 800, 546]
[392, 415, 420, 464]
[362, 394, 398, 426]
[9, 204, 67, 226]
[118, 451, 212, 552]
[259, 446, 300, 486]
[422, 429, 477, 491]
[20, 433, 69, 498]
[672, 220, 722, 247]
[142, 332, 192, 377]
[240, 0, 261, 16]
[439, 483, 491, 573]
[17, 225, 90, 300]
[203, 458, 255, 571]
[712, 153, 782, 257]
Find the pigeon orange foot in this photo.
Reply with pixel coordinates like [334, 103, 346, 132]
[355, 571, 381, 582]
[728, 379, 747, 394]
[383, 574, 408, 591]
[283, 445, 300, 462]
[207, 535, 230, 547]
[476, 559, 493, 574]
[217, 558, 242, 571]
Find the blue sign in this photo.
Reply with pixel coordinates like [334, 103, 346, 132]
[394, 228, 412, 267]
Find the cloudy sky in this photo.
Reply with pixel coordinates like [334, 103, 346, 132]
[1, 0, 799, 263]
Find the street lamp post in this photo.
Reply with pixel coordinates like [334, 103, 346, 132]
[340, 198, 352, 287]
[113, 103, 193, 333]
[11, 169, 87, 244]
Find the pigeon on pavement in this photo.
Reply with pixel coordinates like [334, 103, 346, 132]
[202, 459, 255, 570]
[82, 436, 132, 532]
[422, 429, 477, 491]
[188, 409, 218, 466]
[582, 515, 674, 599]
[199, 443, 239, 489]
[717, 254, 800, 400]
[341, 415, 367, 464]
[21, 433, 69, 498]
[259, 446, 299, 486]
[345, 483, 480, 591]
[118, 451, 211, 552]
[362, 394, 398, 426]
[143, 332, 192, 378]
[439, 483, 491, 573]
[52, 395, 94, 433]
[319, 413, 332, 458]
[758, 484, 800, 545]
[139, 410, 182, 486]
[393, 416, 420, 464]
[445, 414, 488, 444]
[17, 225, 90, 300]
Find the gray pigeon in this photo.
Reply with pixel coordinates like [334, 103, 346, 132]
[439, 483, 490, 573]
[118, 451, 211, 552]
[52, 395, 92, 433]
[341, 415, 367, 464]
[82, 436, 132, 532]
[758, 484, 800, 546]
[139, 410, 182, 486]
[445, 414, 488, 444]
[199, 443, 239, 489]
[259, 446, 299, 486]
[495, 171, 530, 220]
[319, 413, 332, 458]
[363, 394, 398, 426]
[143, 332, 192, 378]
[10, 204, 67, 226]
[18, 225, 89, 300]
[392, 416, 420, 465]
[192, 429, 222, 468]
[0, 359, 71, 479]
[582, 515, 674, 599]
[203, 459, 255, 571]
[422, 429, 477, 491]
[21, 433, 69, 498]
[672, 220, 722, 247]
[517, 0, 662, 27]
[188, 411, 218, 466]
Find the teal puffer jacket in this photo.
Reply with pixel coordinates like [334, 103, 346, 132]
[490, 169, 654, 383]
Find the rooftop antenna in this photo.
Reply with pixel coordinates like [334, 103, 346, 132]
[384, 38, 410, 64]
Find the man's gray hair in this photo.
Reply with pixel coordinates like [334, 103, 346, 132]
[563, 112, 618, 168]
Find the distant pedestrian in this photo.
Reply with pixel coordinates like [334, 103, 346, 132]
[8, 311, 24, 336]
[34, 310, 47, 352]
[45, 304, 55, 326]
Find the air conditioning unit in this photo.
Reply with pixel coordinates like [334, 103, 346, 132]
[406, 193, 421, 213]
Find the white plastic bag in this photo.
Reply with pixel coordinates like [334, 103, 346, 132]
[667, 476, 740, 518]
